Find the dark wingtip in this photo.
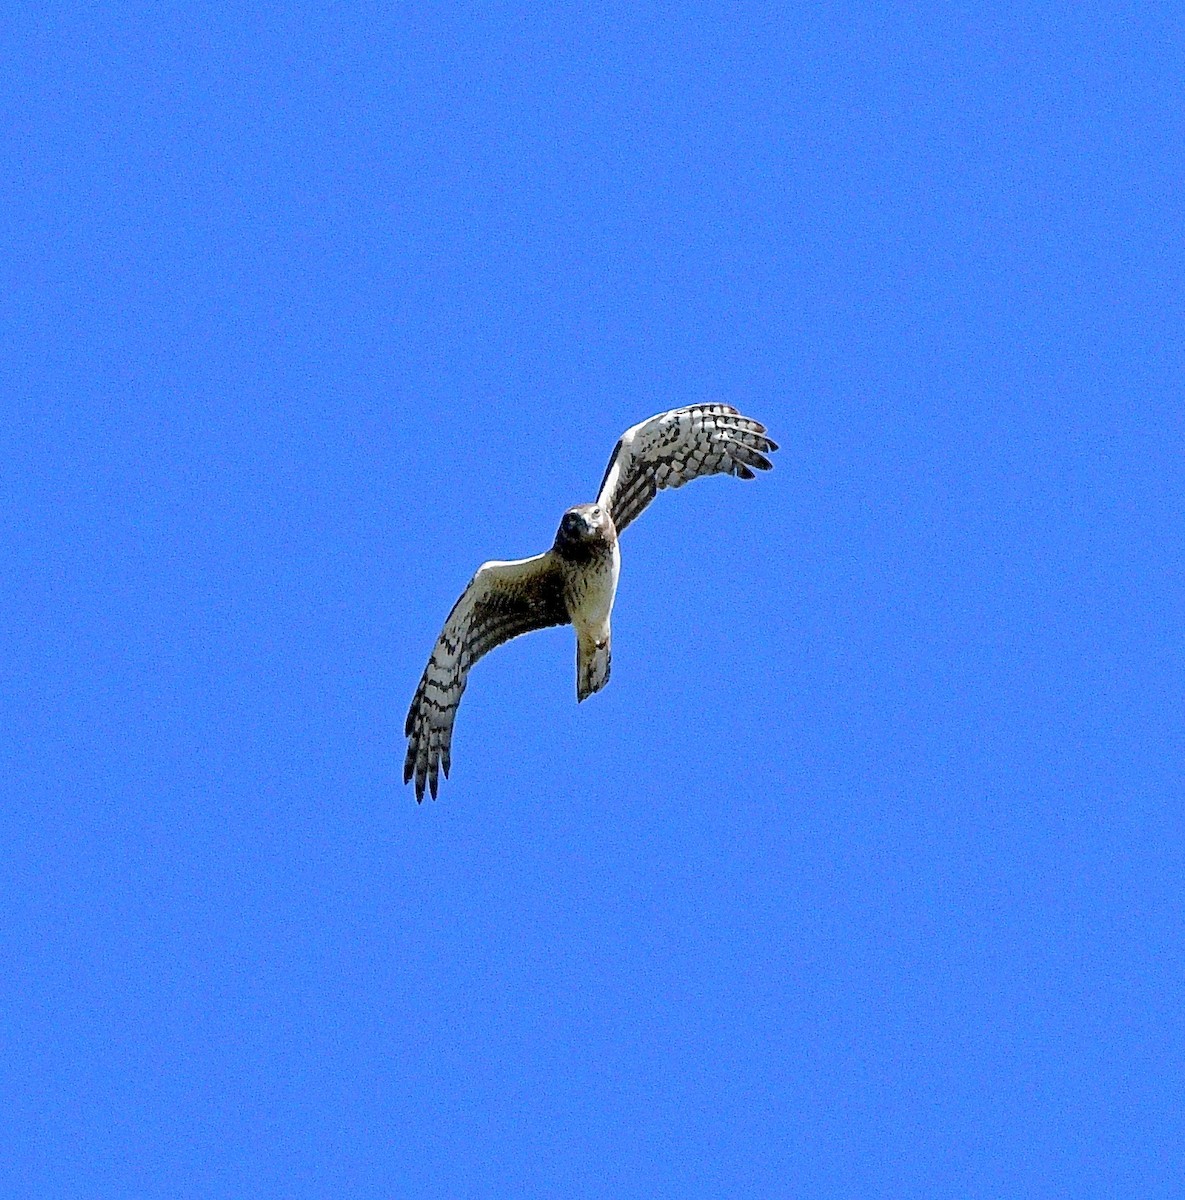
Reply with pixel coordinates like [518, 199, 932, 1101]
[766, 438, 779, 453]
[403, 759, 414, 785]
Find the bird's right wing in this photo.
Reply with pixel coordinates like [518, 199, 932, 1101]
[405, 552, 569, 801]
[595, 404, 777, 534]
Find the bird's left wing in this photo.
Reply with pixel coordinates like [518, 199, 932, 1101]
[595, 404, 777, 534]
[405, 552, 569, 801]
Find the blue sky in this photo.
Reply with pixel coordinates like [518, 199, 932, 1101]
[2, 3, 1182, 1196]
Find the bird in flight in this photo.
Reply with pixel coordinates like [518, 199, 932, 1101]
[404, 404, 777, 800]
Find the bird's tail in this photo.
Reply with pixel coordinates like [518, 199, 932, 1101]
[577, 632, 611, 702]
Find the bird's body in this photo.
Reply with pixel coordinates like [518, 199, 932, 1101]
[404, 403, 777, 800]
[552, 503, 621, 701]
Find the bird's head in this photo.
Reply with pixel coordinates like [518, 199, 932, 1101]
[555, 504, 613, 553]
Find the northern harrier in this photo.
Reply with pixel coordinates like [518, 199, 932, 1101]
[405, 404, 777, 800]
